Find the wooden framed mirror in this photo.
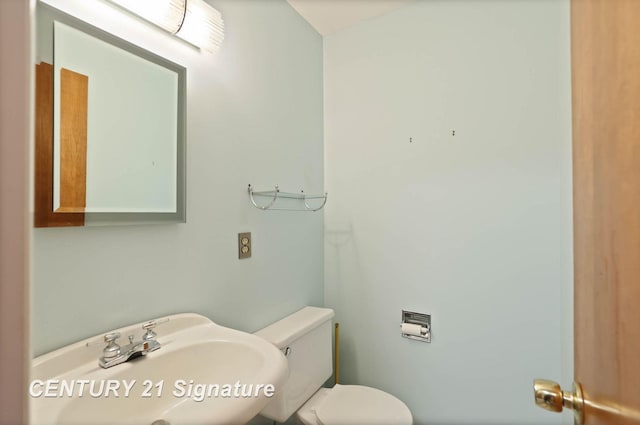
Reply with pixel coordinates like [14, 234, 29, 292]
[34, 3, 187, 227]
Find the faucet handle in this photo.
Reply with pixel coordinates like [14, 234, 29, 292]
[142, 318, 168, 341]
[102, 332, 121, 360]
[104, 332, 121, 343]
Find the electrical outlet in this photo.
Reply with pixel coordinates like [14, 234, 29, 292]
[238, 232, 251, 259]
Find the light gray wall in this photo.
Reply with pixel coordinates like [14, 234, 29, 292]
[323, 1, 573, 425]
[32, 0, 324, 356]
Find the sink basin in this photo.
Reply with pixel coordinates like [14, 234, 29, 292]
[31, 314, 288, 425]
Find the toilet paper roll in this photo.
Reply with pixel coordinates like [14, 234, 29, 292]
[401, 323, 426, 337]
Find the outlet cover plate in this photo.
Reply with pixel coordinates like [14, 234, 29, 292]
[238, 232, 251, 259]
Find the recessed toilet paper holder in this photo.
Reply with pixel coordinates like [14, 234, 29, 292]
[401, 310, 431, 343]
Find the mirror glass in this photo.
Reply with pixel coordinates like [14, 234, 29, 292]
[37, 4, 186, 225]
[54, 22, 179, 213]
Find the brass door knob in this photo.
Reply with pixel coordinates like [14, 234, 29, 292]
[533, 379, 584, 424]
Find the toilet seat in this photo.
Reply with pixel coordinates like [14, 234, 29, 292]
[297, 384, 413, 425]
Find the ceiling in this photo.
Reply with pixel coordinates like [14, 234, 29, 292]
[286, 0, 416, 36]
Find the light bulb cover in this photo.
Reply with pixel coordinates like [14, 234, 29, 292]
[176, 0, 224, 52]
[108, 0, 186, 34]
[107, 0, 224, 52]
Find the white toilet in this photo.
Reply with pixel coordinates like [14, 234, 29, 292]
[255, 306, 413, 425]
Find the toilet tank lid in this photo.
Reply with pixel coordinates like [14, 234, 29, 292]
[255, 306, 335, 348]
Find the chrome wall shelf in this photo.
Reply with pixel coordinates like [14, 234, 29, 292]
[248, 184, 328, 212]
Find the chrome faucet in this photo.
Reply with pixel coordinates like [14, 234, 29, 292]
[99, 319, 166, 369]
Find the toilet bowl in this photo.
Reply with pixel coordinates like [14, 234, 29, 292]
[254, 307, 413, 425]
[295, 384, 412, 425]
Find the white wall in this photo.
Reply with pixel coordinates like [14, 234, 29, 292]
[324, 1, 573, 424]
[32, 0, 324, 356]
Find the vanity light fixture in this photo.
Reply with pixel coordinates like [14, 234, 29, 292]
[108, 0, 224, 52]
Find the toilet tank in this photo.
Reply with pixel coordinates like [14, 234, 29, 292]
[254, 306, 335, 422]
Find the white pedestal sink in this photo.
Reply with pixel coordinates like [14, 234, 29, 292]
[30, 314, 288, 425]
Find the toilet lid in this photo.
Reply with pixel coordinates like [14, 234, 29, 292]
[315, 385, 413, 425]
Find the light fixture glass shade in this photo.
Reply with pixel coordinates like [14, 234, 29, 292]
[175, 0, 225, 52]
[109, 0, 186, 34]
